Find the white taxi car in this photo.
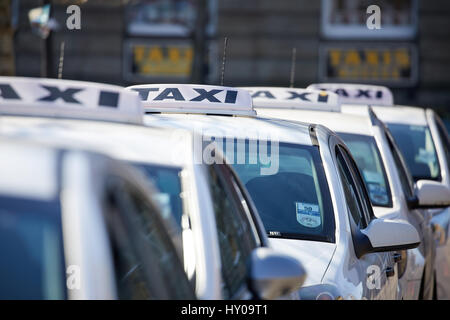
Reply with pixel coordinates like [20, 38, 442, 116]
[308, 83, 450, 299]
[0, 76, 305, 300]
[128, 83, 421, 300]
[249, 86, 435, 299]
[0, 138, 195, 300]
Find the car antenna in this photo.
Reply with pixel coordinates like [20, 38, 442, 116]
[289, 47, 296, 88]
[220, 36, 228, 86]
[58, 41, 65, 79]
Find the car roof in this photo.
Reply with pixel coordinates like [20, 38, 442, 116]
[0, 116, 194, 168]
[239, 87, 341, 112]
[129, 83, 319, 146]
[143, 113, 315, 146]
[255, 107, 375, 137]
[0, 76, 143, 124]
[307, 83, 394, 106]
[127, 84, 256, 116]
[371, 105, 427, 126]
[0, 138, 59, 200]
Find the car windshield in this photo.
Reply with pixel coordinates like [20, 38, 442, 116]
[0, 196, 66, 300]
[338, 133, 393, 207]
[230, 141, 335, 243]
[387, 124, 441, 181]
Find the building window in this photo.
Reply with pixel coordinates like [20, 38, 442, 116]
[321, 0, 418, 39]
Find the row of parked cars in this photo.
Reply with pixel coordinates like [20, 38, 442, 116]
[0, 76, 449, 300]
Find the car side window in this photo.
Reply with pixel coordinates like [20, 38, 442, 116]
[226, 167, 263, 247]
[208, 164, 257, 299]
[340, 146, 374, 223]
[435, 115, 450, 172]
[384, 127, 415, 199]
[103, 177, 194, 300]
[335, 146, 368, 229]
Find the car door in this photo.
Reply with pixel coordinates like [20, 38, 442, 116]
[206, 162, 262, 299]
[101, 174, 196, 300]
[429, 115, 450, 298]
[433, 115, 450, 237]
[335, 144, 397, 300]
[383, 125, 432, 296]
[384, 125, 432, 246]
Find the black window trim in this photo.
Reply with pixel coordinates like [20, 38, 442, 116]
[383, 125, 416, 197]
[225, 162, 266, 247]
[210, 162, 260, 248]
[207, 162, 256, 300]
[338, 132, 394, 208]
[103, 174, 195, 300]
[336, 144, 375, 229]
[334, 144, 380, 259]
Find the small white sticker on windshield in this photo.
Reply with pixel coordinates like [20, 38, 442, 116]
[153, 193, 171, 219]
[410, 125, 426, 132]
[363, 170, 383, 184]
[295, 202, 321, 228]
[416, 148, 435, 164]
[367, 183, 389, 204]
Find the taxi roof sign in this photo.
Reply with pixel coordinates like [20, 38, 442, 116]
[0, 77, 143, 124]
[127, 84, 256, 116]
[240, 87, 341, 112]
[306, 83, 394, 106]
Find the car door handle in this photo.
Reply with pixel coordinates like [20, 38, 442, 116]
[385, 267, 395, 278]
[393, 253, 402, 263]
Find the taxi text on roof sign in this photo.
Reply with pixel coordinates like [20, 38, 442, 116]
[126, 84, 256, 116]
[130, 43, 193, 78]
[307, 83, 394, 107]
[240, 87, 341, 112]
[0, 77, 143, 124]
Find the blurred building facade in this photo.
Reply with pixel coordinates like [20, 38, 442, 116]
[3, 0, 450, 117]
[0, 0, 15, 75]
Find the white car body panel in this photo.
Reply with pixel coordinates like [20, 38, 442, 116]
[61, 152, 117, 299]
[144, 112, 399, 300]
[269, 238, 336, 286]
[0, 116, 224, 300]
[255, 106, 427, 299]
[0, 142, 58, 200]
[144, 113, 313, 146]
[0, 141, 119, 299]
[318, 129, 397, 300]
[374, 105, 450, 299]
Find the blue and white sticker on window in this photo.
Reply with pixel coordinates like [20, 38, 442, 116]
[367, 183, 389, 205]
[295, 202, 321, 228]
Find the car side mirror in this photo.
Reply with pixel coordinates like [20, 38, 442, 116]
[415, 179, 450, 208]
[247, 247, 306, 300]
[354, 218, 420, 258]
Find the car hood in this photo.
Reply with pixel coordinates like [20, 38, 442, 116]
[269, 238, 336, 286]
